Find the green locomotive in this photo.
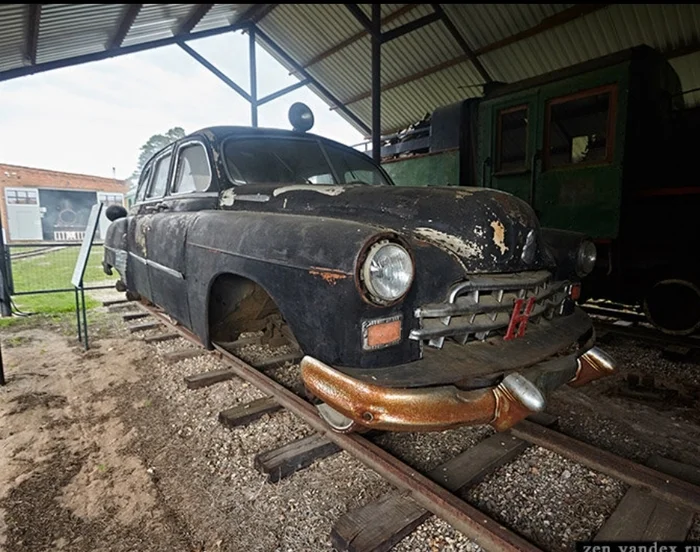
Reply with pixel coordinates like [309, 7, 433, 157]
[381, 45, 700, 335]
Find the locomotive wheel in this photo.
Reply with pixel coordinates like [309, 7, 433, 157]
[643, 278, 700, 335]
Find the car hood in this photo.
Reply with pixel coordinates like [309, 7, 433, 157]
[219, 184, 551, 273]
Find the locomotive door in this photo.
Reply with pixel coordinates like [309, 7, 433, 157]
[485, 94, 542, 213]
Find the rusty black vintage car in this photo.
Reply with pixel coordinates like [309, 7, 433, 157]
[103, 104, 615, 433]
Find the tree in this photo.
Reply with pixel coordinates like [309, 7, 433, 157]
[130, 127, 186, 182]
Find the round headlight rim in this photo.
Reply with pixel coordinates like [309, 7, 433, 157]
[576, 239, 597, 278]
[357, 237, 415, 306]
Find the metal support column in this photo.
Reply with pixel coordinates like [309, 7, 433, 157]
[249, 25, 258, 127]
[371, 4, 381, 163]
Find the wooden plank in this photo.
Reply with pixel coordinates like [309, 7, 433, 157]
[127, 321, 160, 333]
[184, 367, 235, 389]
[122, 311, 149, 321]
[594, 487, 693, 540]
[163, 348, 206, 363]
[218, 397, 281, 429]
[144, 332, 180, 344]
[331, 432, 528, 552]
[252, 352, 303, 370]
[662, 344, 692, 361]
[255, 433, 341, 483]
[102, 298, 129, 307]
[510, 420, 700, 512]
[646, 455, 700, 486]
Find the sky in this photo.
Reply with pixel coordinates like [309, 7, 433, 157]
[0, 31, 365, 181]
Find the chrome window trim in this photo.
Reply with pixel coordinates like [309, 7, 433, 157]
[171, 140, 213, 196]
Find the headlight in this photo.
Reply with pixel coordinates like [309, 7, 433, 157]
[362, 241, 414, 303]
[576, 240, 597, 277]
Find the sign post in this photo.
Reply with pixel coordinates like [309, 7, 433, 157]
[0, 214, 12, 317]
[72, 203, 103, 350]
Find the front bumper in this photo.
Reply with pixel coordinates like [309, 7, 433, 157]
[301, 346, 615, 433]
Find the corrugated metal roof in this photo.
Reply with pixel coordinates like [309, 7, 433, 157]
[258, 3, 700, 135]
[122, 4, 207, 47]
[0, 4, 27, 72]
[0, 4, 268, 78]
[0, 3, 698, 137]
[37, 4, 124, 64]
[193, 4, 255, 33]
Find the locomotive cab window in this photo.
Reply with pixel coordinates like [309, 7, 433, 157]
[545, 85, 616, 168]
[496, 105, 528, 173]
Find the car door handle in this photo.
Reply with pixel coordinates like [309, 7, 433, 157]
[155, 203, 170, 212]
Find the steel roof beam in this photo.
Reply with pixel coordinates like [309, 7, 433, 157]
[108, 4, 142, 50]
[25, 4, 41, 66]
[300, 5, 420, 72]
[477, 4, 609, 56]
[258, 79, 310, 106]
[335, 3, 609, 109]
[344, 4, 376, 39]
[250, 4, 278, 25]
[178, 42, 251, 102]
[254, 26, 371, 136]
[1, 22, 249, 82]
[177, 4, 214, 36]
[432, 4, 492, 84]
[381, 11, 441, 44]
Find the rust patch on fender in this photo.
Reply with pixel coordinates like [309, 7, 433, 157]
[490, 220, 508, 255]
[309, 267, 349, 285]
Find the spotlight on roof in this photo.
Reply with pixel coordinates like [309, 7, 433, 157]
[289, 102, 314, 133]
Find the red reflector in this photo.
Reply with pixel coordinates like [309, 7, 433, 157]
[570, 284, 581, 301]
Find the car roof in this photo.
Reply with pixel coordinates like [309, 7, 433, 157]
[144, 126, 363, 168]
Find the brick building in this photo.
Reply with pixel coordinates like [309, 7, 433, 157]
[0, 163, 127, 243]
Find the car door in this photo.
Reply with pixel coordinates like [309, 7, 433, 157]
[125, 163, 157, 301]
[145, 140, 217, 327]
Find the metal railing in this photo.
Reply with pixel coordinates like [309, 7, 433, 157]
[6, 242, 116, 296]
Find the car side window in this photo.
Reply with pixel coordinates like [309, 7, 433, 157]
[147, 152, 172, 199]
[172, 143, 212, 194]
[135, 165, 152, 203]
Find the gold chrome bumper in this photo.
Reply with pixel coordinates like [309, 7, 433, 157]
[301, 347, 615, 433]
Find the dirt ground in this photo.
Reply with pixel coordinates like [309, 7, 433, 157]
[1, 309, 699, 552]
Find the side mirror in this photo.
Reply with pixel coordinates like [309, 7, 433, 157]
[105, 205, 128, 221]
[289, 102, 314, 132]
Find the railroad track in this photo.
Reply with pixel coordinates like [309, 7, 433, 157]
[110, 298, 700, 551]
[581, 302, 700, 362]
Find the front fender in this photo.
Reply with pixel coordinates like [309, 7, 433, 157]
[186, 211, 424, 368]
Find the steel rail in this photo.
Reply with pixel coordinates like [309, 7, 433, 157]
[511, 420, 700, 512]
[137, 300, 540, 552]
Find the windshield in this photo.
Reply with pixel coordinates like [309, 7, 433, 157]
[222, 137, 391, 186]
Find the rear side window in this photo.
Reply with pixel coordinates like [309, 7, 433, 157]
[172, 143, 212, 194]
[147, 153, 172, 198]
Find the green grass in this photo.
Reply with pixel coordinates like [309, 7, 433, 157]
[8, 245, 115, 314]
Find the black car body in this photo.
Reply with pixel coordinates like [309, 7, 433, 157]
[103, 124, 615, 433]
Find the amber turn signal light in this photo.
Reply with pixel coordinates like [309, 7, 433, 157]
[363, 317, 402, 350]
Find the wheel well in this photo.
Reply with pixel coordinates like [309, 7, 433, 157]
[207, 274, 282, 343]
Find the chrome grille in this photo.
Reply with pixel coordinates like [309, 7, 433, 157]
[410, 271, 570, 348]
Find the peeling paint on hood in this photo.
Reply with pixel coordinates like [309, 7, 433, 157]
[272, 185, 346, 197]
[414, 227, 483, 262]
[490, 220, 509, 255]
